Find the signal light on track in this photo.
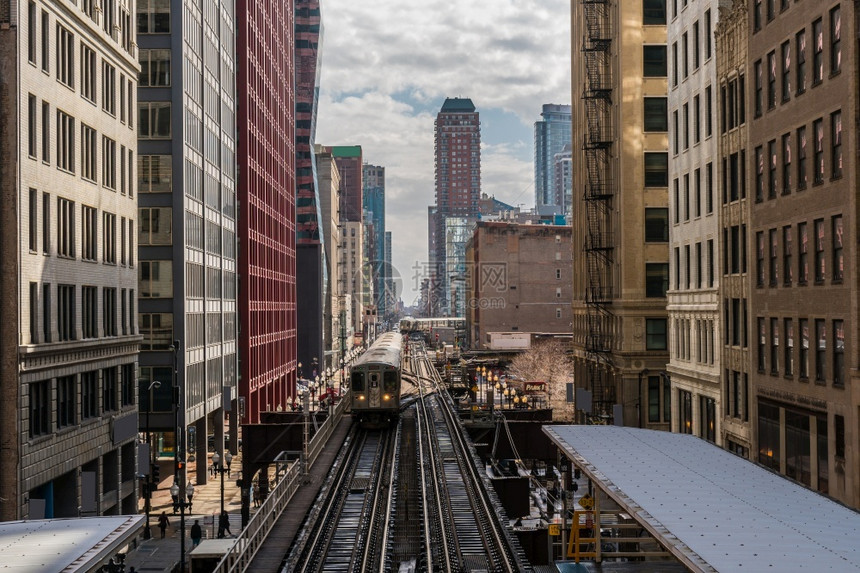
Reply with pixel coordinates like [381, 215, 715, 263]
[383, 394, 391, 401]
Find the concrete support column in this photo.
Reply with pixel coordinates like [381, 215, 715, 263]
[195, 417, 208, 485]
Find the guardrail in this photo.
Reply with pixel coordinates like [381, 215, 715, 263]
[213, 393, 350, 573]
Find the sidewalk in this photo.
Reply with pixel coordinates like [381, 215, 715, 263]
[124, 450, 248, 573]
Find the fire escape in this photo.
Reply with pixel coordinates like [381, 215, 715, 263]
[581, 0, 616, 421]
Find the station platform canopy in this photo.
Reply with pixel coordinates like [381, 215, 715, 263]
[0, 515, 143, 572]
[544, 425, 860, 573]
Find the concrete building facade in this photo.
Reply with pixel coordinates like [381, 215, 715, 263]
[466, 222, 572, 349]
[316, 146, 345, 367]
[667, 1, 724, 445]
[715, 0, 752, 458]
[747, 0, 859, 508]
[570, 0, 670, 427]
[0, 0, 140, 520]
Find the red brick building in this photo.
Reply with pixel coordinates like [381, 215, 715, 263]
[237, 0, 297, 423]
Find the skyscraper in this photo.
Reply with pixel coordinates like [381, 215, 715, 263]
[237, 0, 297, 422]
[432, 97, 481, 315]
[534, 104, 572, 213]
[329, 146, 365, 335]
[137, 0, 240, 488]
[295, 0, 325, 384]
[0, 0, 139, 519]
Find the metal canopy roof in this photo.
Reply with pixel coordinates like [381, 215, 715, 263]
[0, 515, 143, 572]
[544, 425, 860, 573]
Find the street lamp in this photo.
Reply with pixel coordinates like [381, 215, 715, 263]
[298, 362, 303, 380]
[143, 380, 161, 540]
[169, 480, 194, 571]
[211, 451, 233, 515]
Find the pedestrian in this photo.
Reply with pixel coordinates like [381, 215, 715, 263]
[157, 512, 169, 539]
[252, 482, 260, 508]
[218, 511, 232, 538]
[190, 519, 202, 547]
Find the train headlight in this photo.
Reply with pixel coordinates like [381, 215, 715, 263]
[383, 394, 391, 401]
[358, 395, 366, 401]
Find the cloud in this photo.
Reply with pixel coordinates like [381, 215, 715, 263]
[315, 0, 571, 304]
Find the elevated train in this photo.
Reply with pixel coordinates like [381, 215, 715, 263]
[350, 332, 403, 426]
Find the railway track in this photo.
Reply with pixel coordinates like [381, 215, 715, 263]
[286, 425, 398, 572]
[412, 347, 530, 572]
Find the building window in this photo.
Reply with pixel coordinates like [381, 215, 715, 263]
[833, 320, 844, 387]
[103, 211, 116, 264]
[700, 396, 715, 442]
[103, 367, 117, 412]
[139, 49, 171, 86]
[830, 7, 841, 75]
[782, 226, 793, 285]
[643, 45, 668, 77]
[693, 94, 700, 143]
[770, 317, 779, 375]
[41, 101, 50, 162]
[684, 245, 691, 289]
[82, 205, 97, 261]
[121, 363, 135, 407]
[682, 103, 689, 149]
[644, 97, 668, 132]
[832, 215, 843, 282]
[29, 380, 50, 437]
[81, 370, 98, 420]
[82, 285, 97, 339]
[683, 174, 690, 220]
[766, 0, 774, 21]
[81, 125, 98, 182]
[27, 1, 37, 63]
[769, 228, 778, 286]
[767, 51, 776, 109]
[799, 318, 809, 378]
[137, 0, 171, 34]
[103, 287, 117, 336]
[28, 94, 38, 158]
[757, 317, 766, 372]
[835, 414, 845, 459]
[644, 208, 669, 242]
[138, 102, 171, 138]
[814, 219, 825, 283]
[56, 24, 75, 88]
[796, 30, 807, 94]
[646, 318, 667, 350]
[798, 222, 808, 284]
[57, 110, 75, 173]
[138, 155, 172, 192]
[139, 261, 173, 298]
[781, 133, 791, 194]
[644, 152, 668, 187]
[139, 207, 173, 245]
[785, 318, 794, 376]
[102, 136, 116, 189]
[643, 0, 666, 25]
[682, 32, 688, 79]
[679, 390, 692, 434]
[646, 263, 669, 298]
[81, 44, 96, 103]
[693, 20, 700, 69]
[139, 313, 174, 351]
[831, 111, 842, 179]
[767, 140, 777, 199]
[753, 60, 763, 117]
[813, 18, 823, 83]
[781, 41, 791, 102]
[754, 146, 763, 202]
[815, 319, 826, 382]
[57, 374, 76, 428]
[757, 402, 780, 471]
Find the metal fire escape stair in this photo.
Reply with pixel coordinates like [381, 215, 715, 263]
[581, 0, 616, 421]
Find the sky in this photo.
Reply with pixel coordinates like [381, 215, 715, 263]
[314, 0, 571, 306]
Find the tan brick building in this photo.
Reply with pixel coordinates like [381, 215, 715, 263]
[0, 0, 140, 520]
[465, 222, 572, 349]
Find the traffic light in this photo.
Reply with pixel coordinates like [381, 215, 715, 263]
[151, 463, 160, 484]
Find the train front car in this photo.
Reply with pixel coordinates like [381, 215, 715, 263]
[350, 332, 403, 427]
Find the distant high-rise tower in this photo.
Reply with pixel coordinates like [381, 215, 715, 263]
[432, 97, 481, 315]
[295, 0, 325, 387]
[554, 144, 573, 216]
[363, 165, 386, 318]
[534, 104, 572, 212]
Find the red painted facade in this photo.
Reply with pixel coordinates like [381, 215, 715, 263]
[237, 0, 297, 423]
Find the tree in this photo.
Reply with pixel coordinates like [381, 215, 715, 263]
[507, 338, 575, 421]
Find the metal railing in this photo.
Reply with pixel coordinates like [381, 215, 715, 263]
[212, 393, 351, 573]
